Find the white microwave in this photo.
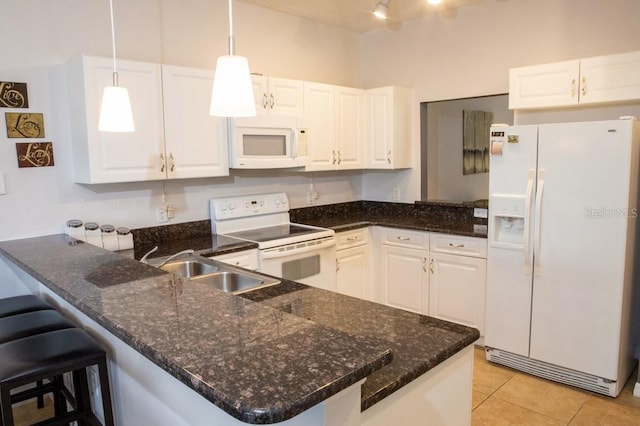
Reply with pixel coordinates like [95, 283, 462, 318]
[229, 117, 309, 169]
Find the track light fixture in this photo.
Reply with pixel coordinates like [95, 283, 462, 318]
[373, 0, 391, 20]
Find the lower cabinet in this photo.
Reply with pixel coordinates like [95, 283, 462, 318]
[336, 229, 370, 300]
[379, 245, 429, 315]
[429, 252, 486, 335]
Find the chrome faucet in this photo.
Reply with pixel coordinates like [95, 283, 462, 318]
[156, 249, 195, 267]
[140, 246, 159, 264]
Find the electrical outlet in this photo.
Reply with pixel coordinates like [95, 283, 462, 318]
[392, 187, 400, 201]
[306, 191, 314, 205]
[166, 204, 175, 219]
[156, 206, 168, 223]
[313, 191, 319, 201]
[0, 173, 6, 195]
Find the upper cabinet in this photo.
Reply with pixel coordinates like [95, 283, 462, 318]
[366, 86, 413, 169]
[161, 65, 228, 179]
[303, 83, 366, 171]
[251, 76, 304, 116]
[509, 51, 640, 110]
[66, 56, 228, 184]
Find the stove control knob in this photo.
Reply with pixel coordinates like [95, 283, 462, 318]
[220, 203, 227, 211]
[229, 203, 235, 211]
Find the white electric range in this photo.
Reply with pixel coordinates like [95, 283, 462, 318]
[210, 193, 336, 291]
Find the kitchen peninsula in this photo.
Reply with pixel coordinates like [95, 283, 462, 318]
[0, 233, 478, 425]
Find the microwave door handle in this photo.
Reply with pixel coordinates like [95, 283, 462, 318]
[261, 238, 336, 260]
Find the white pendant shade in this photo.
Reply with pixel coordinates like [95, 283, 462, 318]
[98, 85, 135, 132]
[210, 55, 256, 117]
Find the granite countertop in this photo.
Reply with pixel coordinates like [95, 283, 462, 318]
[0, 233, 479, 424]
[290, 200, 488, 238]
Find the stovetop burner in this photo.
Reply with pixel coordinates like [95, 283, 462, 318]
[226, 224, 325, 243]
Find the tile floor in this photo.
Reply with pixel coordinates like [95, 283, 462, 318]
[472, 346, 640, 425]
[11, 348, 640, 425]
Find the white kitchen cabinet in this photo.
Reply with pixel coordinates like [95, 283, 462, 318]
[366, 86, 413, 169]
[251, 75, 304, 116]
[304, 83, 367, 171]
[377, 228, 429, 315]
[209, 249, 258, 270]
[67, 56, 229, 183]
[509, 50, 640, 109]
[161, 65, 228, 179]
[336, 228, 370, 300]
[67, 55, 166, 183]
[429, 234, 487, 336]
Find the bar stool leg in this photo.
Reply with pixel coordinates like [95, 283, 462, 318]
[98, 360, 115, 426]
[1, 385, 15, 426]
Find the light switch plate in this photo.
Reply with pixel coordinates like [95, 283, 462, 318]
[473, 207, 488, 218]
[0, 173, 6, 195]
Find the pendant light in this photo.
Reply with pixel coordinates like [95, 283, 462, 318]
[373, 0, 391, 19]
[210, 0, 256, 117]
[98, 0, 134, 132]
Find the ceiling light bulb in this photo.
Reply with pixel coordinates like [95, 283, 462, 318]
[428, 0, 443, 5]
[373, 0, 390, 19]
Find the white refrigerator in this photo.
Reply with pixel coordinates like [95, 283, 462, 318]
[485, 118, 640, 397]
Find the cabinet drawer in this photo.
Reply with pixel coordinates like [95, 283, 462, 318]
[429, 234, 487, 258]
[336, 228, 369, 251]
[209, 249, 258, 270]
[380, 228, 429, 250]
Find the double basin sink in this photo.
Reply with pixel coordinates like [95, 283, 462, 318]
[150, 256, 280, 294]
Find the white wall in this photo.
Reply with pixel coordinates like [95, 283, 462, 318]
[0, 0, 364, 241]
[360, 0, 640, 202]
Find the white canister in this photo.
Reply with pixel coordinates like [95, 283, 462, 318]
[101, 224, 119, 251]
[65, 219, 86, 241]
[116, 227, 134, 251]
[84, 222, 103, 247]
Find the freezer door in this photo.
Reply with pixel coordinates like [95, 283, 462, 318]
[530, 120, 635, 380]
[485, 125, 539, 356]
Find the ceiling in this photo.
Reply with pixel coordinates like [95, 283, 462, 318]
[236, 0, 484, 33]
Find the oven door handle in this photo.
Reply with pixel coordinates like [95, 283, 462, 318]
[261, 238, 336, 259]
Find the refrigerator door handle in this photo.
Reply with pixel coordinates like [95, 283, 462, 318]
[523, 169, 535, 274]
[533, 170, 545, 276]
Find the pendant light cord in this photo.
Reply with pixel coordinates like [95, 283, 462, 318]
[228, 0, 235, 56]
[108, 0, 119, 85]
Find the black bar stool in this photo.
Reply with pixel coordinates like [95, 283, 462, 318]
[0, 328, 115, 426]
[0, 295, 54, 318]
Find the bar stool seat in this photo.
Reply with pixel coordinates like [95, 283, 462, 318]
[0, 295, 54, 318]
[0, 310, 75, 344]
[0, 328, 114, 426]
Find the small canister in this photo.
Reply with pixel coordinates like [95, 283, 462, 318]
[101, 224, 119, 251]
[116, 227, 134, 251]
[65, 219, 86, 241]
[84, 222, 103, 247]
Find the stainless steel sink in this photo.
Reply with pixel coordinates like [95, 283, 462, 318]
[160, 259, 219, 278]
[192, 271, 278, 294]
[152, 255, 279, 294]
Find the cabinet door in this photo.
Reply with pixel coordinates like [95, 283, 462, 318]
[579, 51, 640, 105]
[335, 87, 366, 170]
[162, 65, 228, 179]
[210, 249, 258, 270]
[336, 245, 370, 300]
[268, 77, 304, 116]
[303, 82, 335, 171]
[252, 76, 304, 116]
[367, 86, 413, 169]
[379, 245, 429, 314]
[508, 60, 580, 109]
[68, 56, 166, 183]
[429, 253, 486, 335]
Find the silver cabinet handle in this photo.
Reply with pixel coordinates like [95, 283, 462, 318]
[262, 93, 268, 109]
[429, 258, 434, 274]
[336, 258, 340, 272]
[270, 93, 275, 109]
[581, 76, 587, 96]
[332, 150, 337, 165]
[169, 153, 175, 172]
[422, 257, 428, 273]
[337, 150, 342, 165]
[397, 236, 411, 241]
[346, 236, 359, 241]
[387, 150, 392, 164]
[160, 153, 165, 173]
[570, 78, 576, 97]
[449, 243, 465, 248]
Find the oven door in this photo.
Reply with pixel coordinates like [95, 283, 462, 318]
[258, 237, 337, 291]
